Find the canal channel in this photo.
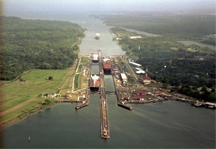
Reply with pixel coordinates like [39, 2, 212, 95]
[1, 12, 215, 148]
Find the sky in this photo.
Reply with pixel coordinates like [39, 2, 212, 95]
[2, 0, 216, 14]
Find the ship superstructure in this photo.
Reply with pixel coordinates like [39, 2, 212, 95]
[90, 74, 100, 90]
[92, 53, 99, 62]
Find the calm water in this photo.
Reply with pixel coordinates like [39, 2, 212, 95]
[1, 12, 215, 148]
[91, 64, 99, 74]
[79, 20, 125, 56]
[177, 41, 216, 51]
[119, 27, 161, 37]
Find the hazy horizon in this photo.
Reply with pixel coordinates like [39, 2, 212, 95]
[2, 0, 216, 16]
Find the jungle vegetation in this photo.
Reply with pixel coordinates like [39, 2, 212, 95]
[110, 27, 215, 102]
[99, 14, 215, 45]
[1, 16, 85, 80]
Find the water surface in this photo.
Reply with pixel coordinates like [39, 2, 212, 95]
[119, 27, 161, 37]
[177, 41, 215, 51]
[2, 99, 215, 148]
[1, 12, 215, 149]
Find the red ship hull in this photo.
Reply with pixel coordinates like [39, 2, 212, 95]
[103, 59, 111, 74]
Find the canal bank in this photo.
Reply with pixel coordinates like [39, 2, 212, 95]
[1, 99, 215, 148]
[1, 12, 215, 148]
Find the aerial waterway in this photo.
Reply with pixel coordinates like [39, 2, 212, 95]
[1, 12, 215, 148]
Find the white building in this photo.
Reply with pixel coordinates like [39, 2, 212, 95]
[128, 59, 142, 67]
[135, 67, 145, 74]
[44, 93, 56, 98]
[129, 36, 142, 39]
[136, 70, 145, 74]
[120, 73, 127, 82]
[129, 62, 142, 67]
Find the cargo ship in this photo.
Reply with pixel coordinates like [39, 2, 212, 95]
[92, 53, 99, 62]
[90, 74, 100, 90]
[95, 33, 100, 39]
[103, 58, 111, 74]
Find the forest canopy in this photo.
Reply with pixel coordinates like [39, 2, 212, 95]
[0, 16, 85, 80]
[110, 27, 216, 102]
[99, 14, 215, 45]
[100, 14, 215, 36]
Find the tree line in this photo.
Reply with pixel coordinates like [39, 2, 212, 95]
[100, 14, 215, 45]
[0, 16, 85, 80]
[112, 28, 215, 102]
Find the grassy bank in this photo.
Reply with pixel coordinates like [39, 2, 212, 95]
[74, 74, 81, 89]
[0, 64, 78, 127]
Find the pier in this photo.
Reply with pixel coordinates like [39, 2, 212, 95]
[100, 90, 110, 139]
[110, 56, 170, 108]
[116, 90, 132, 110]
[111, 58, 133, 111]
[99, 50, 110, 139]
[75, 61, 92, 110]
[75, 89, 90, 109]
[117, 103, 132, 110]
[125, 99, 164, 104]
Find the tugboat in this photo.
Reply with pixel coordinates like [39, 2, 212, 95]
[191, 100, 203, 107]
[95, 33, 100, 39]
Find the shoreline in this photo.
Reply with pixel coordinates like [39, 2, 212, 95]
[1, 50, 89, 128]
[0, 35, 85, 128]
[0, 102, 58, 128]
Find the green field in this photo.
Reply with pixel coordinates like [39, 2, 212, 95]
[0, 68, 73, 125]
[74, 74, 81, 89]
[78, 64, 83, 73]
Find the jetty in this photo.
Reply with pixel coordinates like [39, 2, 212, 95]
[117, 102, 132, 110]
[111, 58, 133, 111]
[116, 90, 132, 110]
[75, 89, 89, 109]
[99, 50, 110, 139]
